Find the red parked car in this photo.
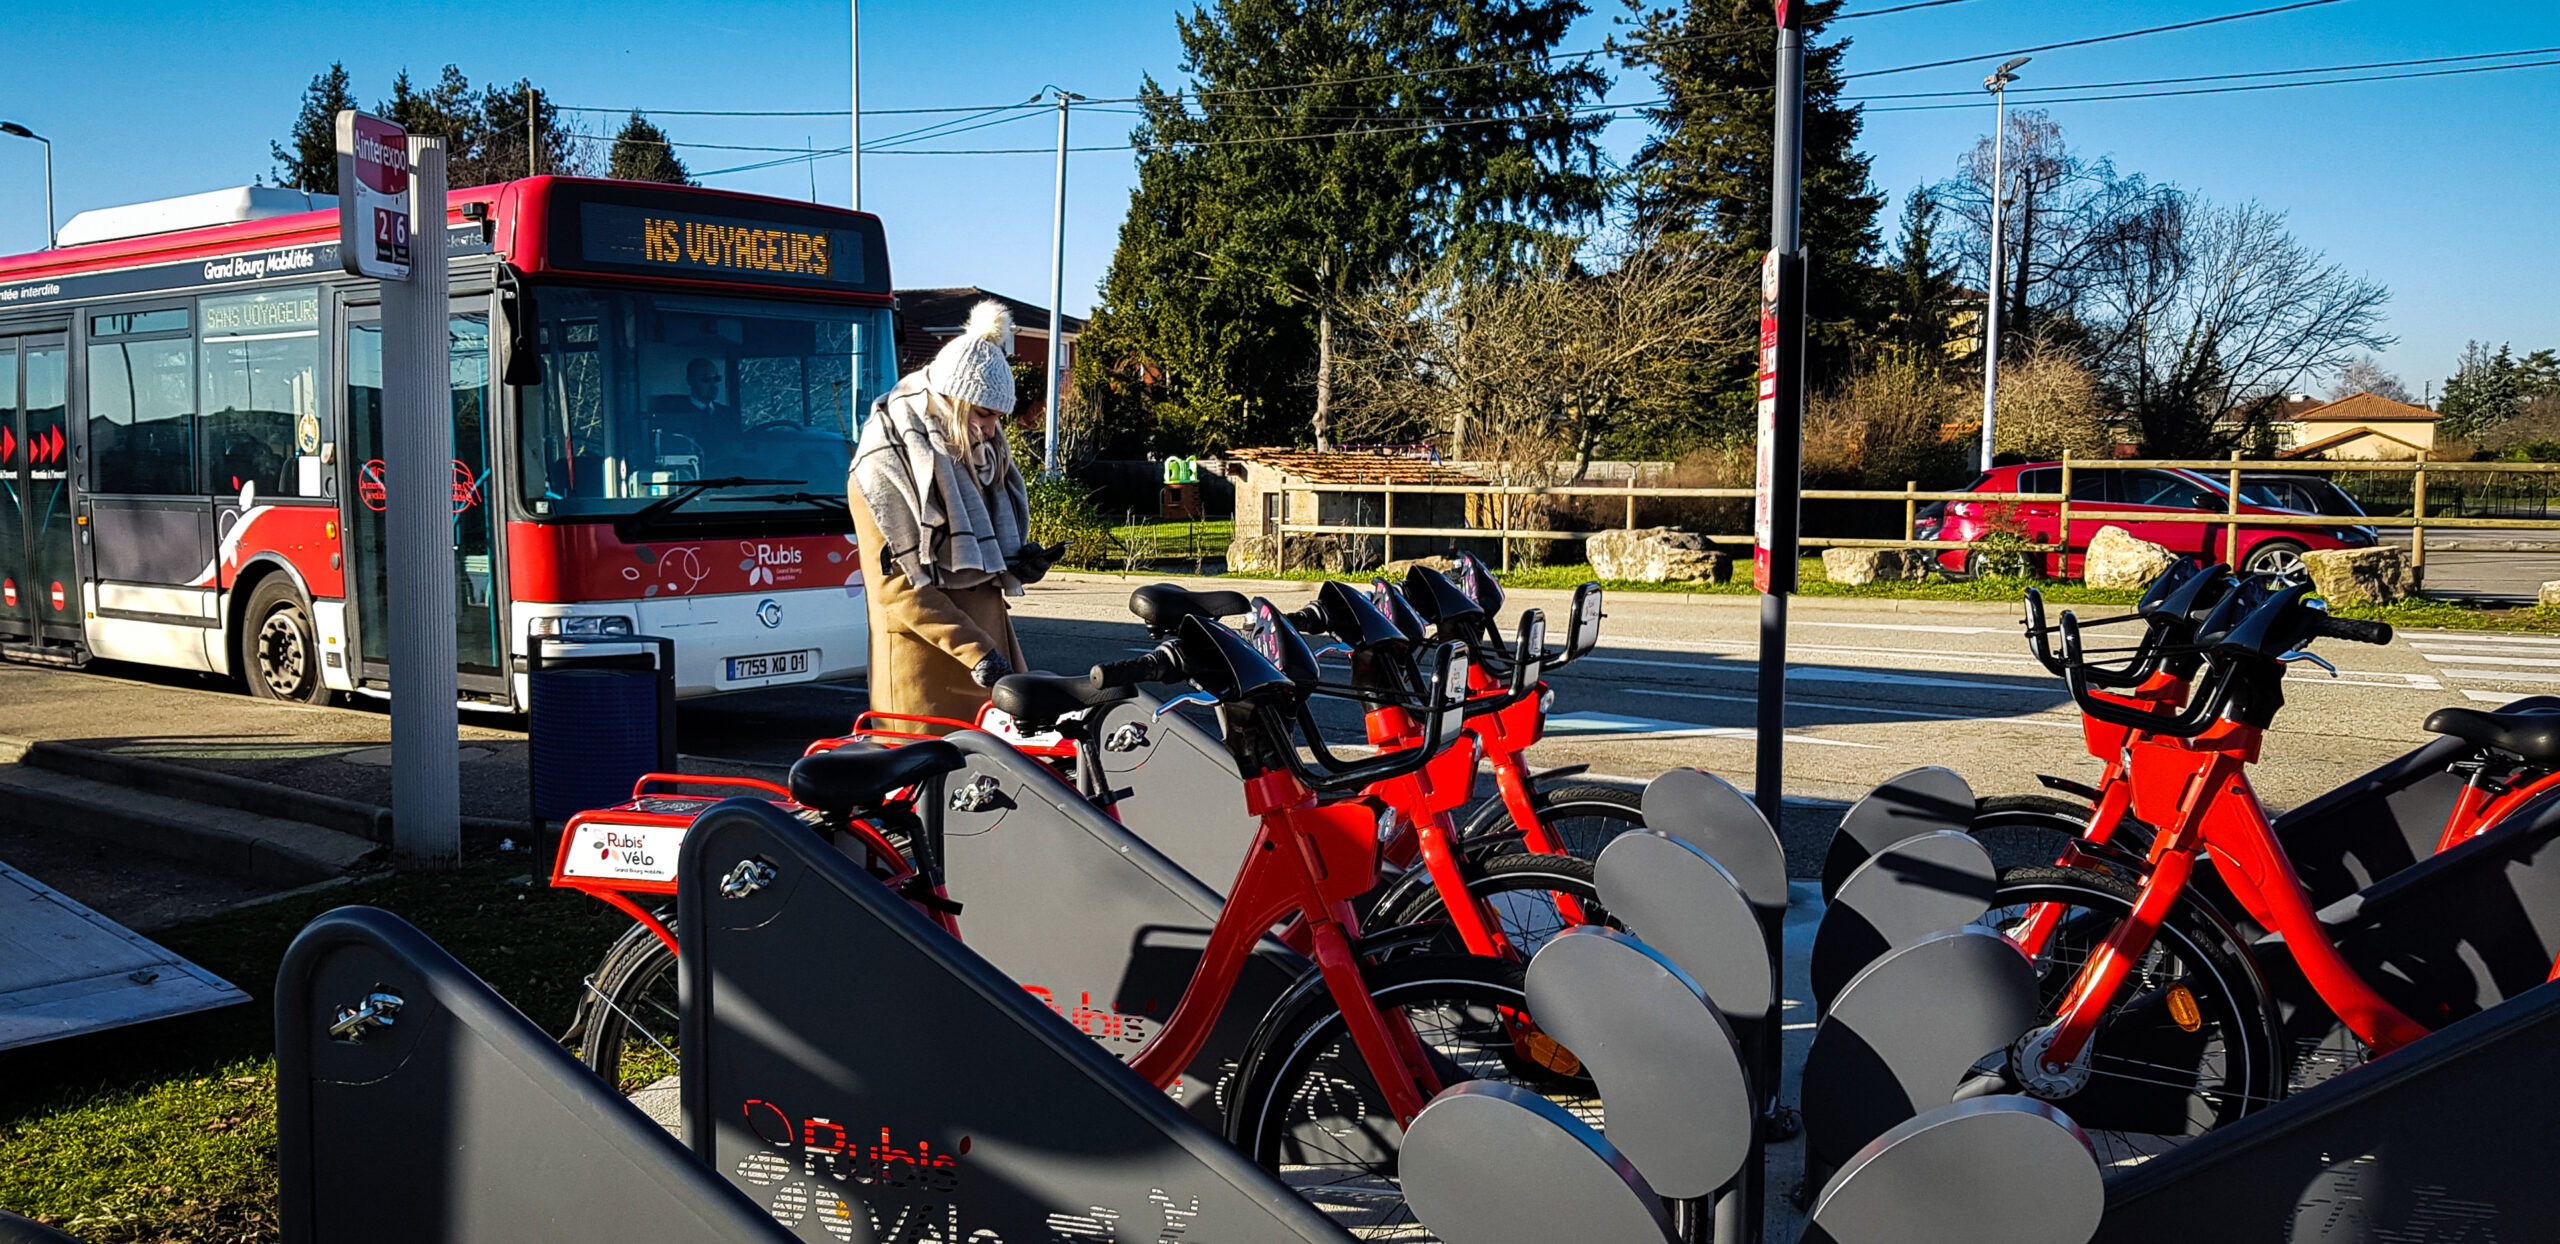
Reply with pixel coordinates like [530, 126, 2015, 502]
[1914, 462, 2377, 579]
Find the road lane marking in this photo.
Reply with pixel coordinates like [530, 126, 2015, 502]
[2413, 653, 2560, 669]
[2443, 670, 2560, 685]
[2465, 690, 2533, 704]
[2407, 633, 2560, 648]
[1576, 654, 2058, 695]
[1547, 710, 1883, 748]
[1620, 686, 2084, 730]
[1797, 621, 2020, 636]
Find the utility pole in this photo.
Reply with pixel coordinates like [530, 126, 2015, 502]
[1977, 56, 2028, 470]
[527, 86, 539, 177]
[860, 0, 870, 208]
[1043, 89, 1081, 477]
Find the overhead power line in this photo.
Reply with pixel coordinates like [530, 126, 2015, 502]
[1844, 0, 2351, 79]
[1861, 54, 2560, 111]
[1835, 0, 1983, 19]
[1847, 45, 2560, 100]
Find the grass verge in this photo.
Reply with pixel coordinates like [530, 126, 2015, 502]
[0, 855, 630, 1241]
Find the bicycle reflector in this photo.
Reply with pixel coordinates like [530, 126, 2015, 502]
[2166, 985, 2203, 1033]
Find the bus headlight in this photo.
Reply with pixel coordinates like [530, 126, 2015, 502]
[529, 614, 634, 638]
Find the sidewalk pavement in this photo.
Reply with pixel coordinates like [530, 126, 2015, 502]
[0, 662, 782, 900]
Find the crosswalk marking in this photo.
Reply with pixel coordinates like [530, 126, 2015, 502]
[2414, 653, 2560, 669]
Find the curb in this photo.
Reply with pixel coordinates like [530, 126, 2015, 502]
[0, 735, 538, 883]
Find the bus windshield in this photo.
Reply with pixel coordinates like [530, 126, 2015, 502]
[515, 285, 894, 520]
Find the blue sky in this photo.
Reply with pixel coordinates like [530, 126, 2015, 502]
[2, 0, 2552, 394]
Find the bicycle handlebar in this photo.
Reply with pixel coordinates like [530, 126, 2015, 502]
[1092, 646, 1182, 690]
[2309, 614, 2394, 646]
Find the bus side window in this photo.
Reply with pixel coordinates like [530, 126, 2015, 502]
[87, 308, 197, 496]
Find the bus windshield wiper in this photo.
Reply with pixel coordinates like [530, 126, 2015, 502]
[737, 491, 850, 513]
[621, 476, 799, 534]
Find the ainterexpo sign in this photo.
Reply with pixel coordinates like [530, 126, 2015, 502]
[334, 111, 411, 282]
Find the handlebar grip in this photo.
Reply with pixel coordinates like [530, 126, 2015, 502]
[1285, 603, 1332, 636]
[2311, 614, 2394, 646]
[1091, 650, 1178, 689]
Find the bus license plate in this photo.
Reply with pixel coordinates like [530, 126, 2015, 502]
[727, 650, 812, 681]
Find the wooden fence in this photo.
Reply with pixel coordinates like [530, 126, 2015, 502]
[1271, 453, 2560, 573]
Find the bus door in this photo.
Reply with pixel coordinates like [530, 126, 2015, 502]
[341, 301, 507, 695]
[0, 330, 78, 653]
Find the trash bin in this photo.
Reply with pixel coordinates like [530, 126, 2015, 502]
[527, 635, 677, 823]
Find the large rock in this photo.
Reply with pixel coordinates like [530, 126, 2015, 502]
[2301, 546, 2416, 606]
[1587, 527, 1729, 584]
[2082, 525, 2176, 590]
[1382, 555, 1458, 579]
[1226, 535, 1277, 573]
[1224, 533, 1378, 574]
[2542, 579, 2560, 609]
[1821, 548, 1932, 585]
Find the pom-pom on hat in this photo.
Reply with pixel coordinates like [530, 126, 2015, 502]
[926, 300, 1017, 414]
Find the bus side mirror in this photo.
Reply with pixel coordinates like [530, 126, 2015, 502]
[497, 267, 543, 387]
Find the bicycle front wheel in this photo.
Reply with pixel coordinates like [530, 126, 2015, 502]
[1517, 784, 1646, 860]
[1985, 866, 2279, 1166]
[1226, 954, 1598, 1241]
[1383, 851, 1613, 960]
[577, 917, 683, 1128]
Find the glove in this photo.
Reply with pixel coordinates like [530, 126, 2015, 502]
[1008, 541, 1065, 585]
[971, 652, 1014, 688]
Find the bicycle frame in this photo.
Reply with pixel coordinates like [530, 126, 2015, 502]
[1116, 763, 1447, 1124]
[1368, 670, 1592, 936]
[2034, 716, 2433, 1072]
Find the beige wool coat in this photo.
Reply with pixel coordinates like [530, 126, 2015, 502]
[850, 486, 1027, 730]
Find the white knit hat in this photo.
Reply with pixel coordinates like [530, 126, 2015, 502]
[926, 300, 1017, 413]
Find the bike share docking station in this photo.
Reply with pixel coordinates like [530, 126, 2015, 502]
[43, 561, 2560, 1244]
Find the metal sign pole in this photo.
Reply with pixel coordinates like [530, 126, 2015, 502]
[384, 137, 459, 868]
[1742, 5, 1810, 1242]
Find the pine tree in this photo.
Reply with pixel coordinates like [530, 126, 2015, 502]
[608, 112, 693, 184]
[271, 63, 356, 194]
[380, 65, 487, 181]
[1618, 0, 1885, 401]
[476, 78, 590, 185]
[1079, 0, 1608, 456]
[1886, 188, 1961, 365]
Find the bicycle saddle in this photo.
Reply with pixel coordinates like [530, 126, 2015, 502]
[2422, 707, 2560, 764]
[990, 671, 1136, 730]
[1129, 584, 1249, 635]
[789, 738, 967, 812]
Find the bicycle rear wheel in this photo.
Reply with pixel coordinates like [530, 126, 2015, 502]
[1984, 866, 2279, 1167]
[1226, 954, 1596, 1241]
[577, 917, 683, 1129]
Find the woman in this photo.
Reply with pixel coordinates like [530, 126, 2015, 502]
[849, 300, 1060, 727]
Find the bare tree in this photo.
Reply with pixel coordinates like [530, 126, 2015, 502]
[2327, 354, 2415, 404]
[1929, 110, 2181, 354]
[1333, 232, 1752, 479]
[2082, 199, 2392, 456]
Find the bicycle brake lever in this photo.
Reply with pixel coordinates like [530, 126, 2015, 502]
[1153, 690, 1219, 719]
[1310, 643, 1352, 662]
[2281, 647, 2339, 677]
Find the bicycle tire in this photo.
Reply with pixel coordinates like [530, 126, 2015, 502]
[1225, 954, 1596, 1241]
[579, 918, 684, 1112]
[1466, 783, 1644, 861]
[1984, 865, 2281, 1166]
[1382, 852, 1614, 960]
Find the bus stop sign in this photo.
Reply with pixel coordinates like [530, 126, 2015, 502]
[334, 110, 411, 282]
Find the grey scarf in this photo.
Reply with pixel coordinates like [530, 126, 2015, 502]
[851, 374, 1031, 593]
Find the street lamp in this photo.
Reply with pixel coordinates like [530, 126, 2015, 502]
[0, 122, 53, 249]
[1977, 56, 2026, 470]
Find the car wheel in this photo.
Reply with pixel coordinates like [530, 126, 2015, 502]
[241, 577, 331, 703]
[2242, 539, 2308, 577]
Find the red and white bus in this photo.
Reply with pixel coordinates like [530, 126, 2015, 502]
[0, 177, 892, 707]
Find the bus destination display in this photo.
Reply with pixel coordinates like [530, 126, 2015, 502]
[576, 203, 864, 288]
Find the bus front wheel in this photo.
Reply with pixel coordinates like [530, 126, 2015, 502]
[241, 578, 330, 704]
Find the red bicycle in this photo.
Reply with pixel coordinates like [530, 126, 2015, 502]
[1979, 581, 2560, 1164]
